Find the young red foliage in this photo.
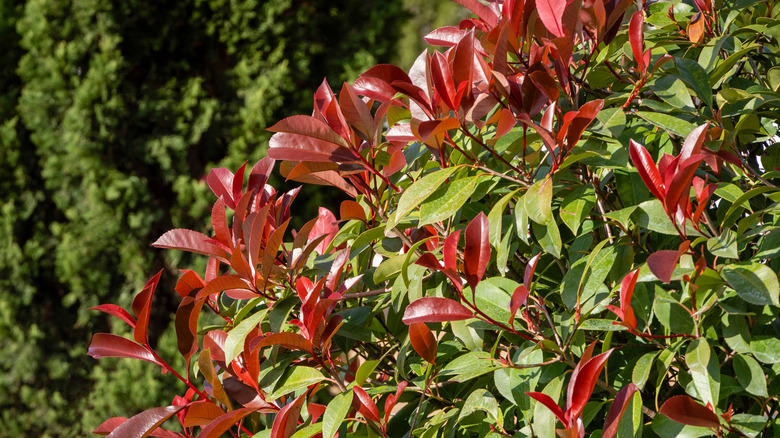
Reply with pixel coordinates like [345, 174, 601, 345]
[409, 322, 438, 364]
[659, 395, 721, 428]
[402, 297, 473, 324]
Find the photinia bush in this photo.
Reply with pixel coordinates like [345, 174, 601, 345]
[89, 0, 780, 436]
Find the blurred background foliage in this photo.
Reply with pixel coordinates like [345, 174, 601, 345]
[0, 0, 462, 435]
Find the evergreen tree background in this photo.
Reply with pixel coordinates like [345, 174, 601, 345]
[0, 0, 463, 435]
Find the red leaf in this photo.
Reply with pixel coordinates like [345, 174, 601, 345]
[567, 349, 613, 421]
[195, 275, 254, 302]
[259, 218, 290, 291]
[359, 64, 412, 87]
[268, 115, 352, 146]
[526, 392, 567, 425]
[524, 253, 541, 289]
[610, 268, 639, 330]
[353, 386, 381, 423]
[629, 140, 665, 202]
[660, 395, 721, 428]
[409, 322, 438, 364]
[430, 51, 458, 110]
[182, 401, 225, 427]
[391, 81, 434, 117]
[339, 82, 376, 141]
[629, 11, 646, 74]
[90, 304, 137, 328]
[402, 297, 473, 324]
[384, 381, 409, 424]
[353, 76, 398, 102]
[450, 0, 499, 28]
[270, 395, 306, 438]
[561, 100, 604, 149]
[247, 157, 275, 194]
[443, 230, 462, 271]
[267, 132, 357, 163]
[254, 332, 314, 355]
[647, 250, 680, 283]
[384, 150, 406, 177]
[537, 0, 568, 37]
[418, 117, 461, 141]
[452, 32, 476, 87]
[340, 200, 366, 222]
[152, 229, 229, 261]
[204, 330, 227, 364]
[603, 383, 639, 438]
[309, 207, 339, 255]
[199, 407, 255, 438]
[386, 123, 417, 145]
[509, 285, 530, 326]
[174, 270, 205, 298]
[88, 333, 160, 365]
[211, 198, 232, 248]
[464, 212, 490, 291]
[105, 405, 185, 438]
[425, 26, 468, 47]
[175, 291, 205, 361]
[207, 168, 236, 209]
[133, 270, 162, 344]
[232, 161, 247, 206]
[94, 417, 128, 435]
[665, 154, 705, 213]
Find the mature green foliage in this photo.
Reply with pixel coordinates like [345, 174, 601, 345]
[0, 0, 406, 435]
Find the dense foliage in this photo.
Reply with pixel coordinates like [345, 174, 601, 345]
[0, 0, 408, 435]
[91, 0, 780, 437]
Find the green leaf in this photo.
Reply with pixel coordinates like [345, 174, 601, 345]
[533, 374, 565, 438]
[524, 176, 553, 225]
[532, 220, 562, 259]
[596, 107, 627, 138]
[374, 253, 410, 284]
[675, 58, 712, 108]
[494, 347, 543, 409]
[722, 314, 751, 354]
[733, 354, 768, 397]
[632, 352, 659, 390]
[419, 176, 478, 225]
[224, 308, 267, 364]
[653, 287, 695, 335]
[633, 199, 679, 235]
[268, 366, 327, 401]
[386, 166, 458, 233]
[721, 263, 780, 306]
[514, 200, 530, 244]
[634, 112, 696, 138]
[439, 351, 501, 382]
[560, 185, 596, 234]
[488, 189, 519, 248]
[731, 414, 768, 438]
[458, 389, 502, 425]
[290, 423, 324, 438]
[354, 360, 380, 387]
[322, 390, 353, 438]
[706, 229, 738, 259]
[685, 338, 719, 407]
[560, 243, 616, 313]
[579, 318, 628, 331]
[750, 336, 780, 364]
[649, 76, 695, 112]
[652, 413, 713, 438]
[473, 277, 520, 326]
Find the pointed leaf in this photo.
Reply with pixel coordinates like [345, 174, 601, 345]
[659, 395, 721, 428]
[270, 395, 306, 438]
[207, 168, 236, 209]
[90, 304, 137, 328]
[450, 0, 499, 28]
[526, 392, 567, 424]
[88, 333, 160, 365]
[647, 250, 680, 283]
[352, 386, 380, 423]
[537, 0, 568, 37]
[255, 332, 314, 355]
[568, 349, 613, 421]
[464, 212, 490, 290]
[402, 297, 473, 324]
[268, 132, 356, 163]
[106, 405, 186, 438]
[182, 401, 225, 428]
[197, 408, 255, 438]
[629, 140, 665, 202]
[603, 383, 639, 438]
[152, 229, 229, 261]
[409, 322, 438, 364]
[322, 390, 353, 438]
[629, 11, 646, 74]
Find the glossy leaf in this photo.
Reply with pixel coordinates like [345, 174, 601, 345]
[352, 386, 381, 423]
[270, 395, 306, 438]
[464, 212, 490, 290]
[106, 405, 186, 438]
[322, 390, 353, 438]
[629, 140, 665, 202]
[89, 304, 136, 328]
[88, 334, 160, 365]
[181, 401, 225, 428]
[567, 349, 613, 421]
[409, 322, 437, 364]
[152, 229, 229, 261]
[603, 383, 639, 438]
[402, 297, 473, 324]
[659, 395, 721, 428]
[526, 392, 566, 424]
[537, 0, 568, 37]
